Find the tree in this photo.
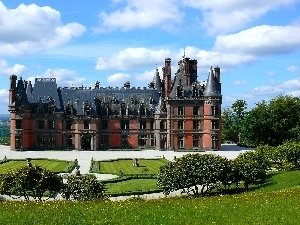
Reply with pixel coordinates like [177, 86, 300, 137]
[232, 151, 267, 191]
[243, 95, 300, 146]
[0, 166, 63, 201]
[222, 100, 247, 143]
[272, 142, 300, 171]
[157, 154, 231, 196]
[62, 174, 105, 200]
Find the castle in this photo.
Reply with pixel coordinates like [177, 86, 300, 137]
[8, 57, 222, 151]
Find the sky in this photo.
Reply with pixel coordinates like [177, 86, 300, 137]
[1, 0, 300, 114]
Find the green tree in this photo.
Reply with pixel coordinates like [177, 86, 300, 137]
[272, 142, 300, 171]
[222, 100, 247, 143]
[0, 166, 62, 201]
[243, 95, 300, 146]
[62, 174, 105, 200]
[232, 151, 267, 191]
[157, 154, 231, 196]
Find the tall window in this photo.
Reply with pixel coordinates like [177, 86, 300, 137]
[84, 101, 91, 116]
[193, 120, 200, 130]
[66, 105, 72, 116]
[15, 136, 22, 149]
[66, 120, 72, 130]
[178, 106, 184, 116]
[211, 120, 218, 130]
[212, 136, 218, 149]
[48, 120, 55, 129]
[193, 135, 199, 147]
[48, 105, 55, 114]
[99, 135, 109, 147]
[48, 135, 56, 147]
[178, 135, 184, 148]
[139, 135, 147, 146]
[38, 121, 44, 129]
[211, 106, 219, 116]
[193, 106, 199, 115]
[15, 120, 22, 129]
[84, 120, 90, 129]
[121, 135, 128, 147]
[121, 120, 129, 130]
[37, 135, 45, 147]
[160, 121, 165, 130]
[101, 120, 108, 130]
[150, 134, 155, 146]
[140, 120, 147, 130]
[178, 120, 184, 130]
[66, 135, 73, 148]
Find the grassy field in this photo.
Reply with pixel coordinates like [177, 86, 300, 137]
[104, 178, 159, 195]
[91, 158, 169, 175]
[0, 159, 71, 174]
[1, 174, 300, 224]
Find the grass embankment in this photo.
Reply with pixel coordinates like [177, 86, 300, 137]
[0, 159, 72, 174]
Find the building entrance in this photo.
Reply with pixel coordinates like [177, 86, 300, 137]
[81, 135, 91, 150]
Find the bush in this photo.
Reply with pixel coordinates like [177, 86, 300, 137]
[0, 165, 63, 201]
[273, 142, 300, 171]
[62, 174, 105, 201]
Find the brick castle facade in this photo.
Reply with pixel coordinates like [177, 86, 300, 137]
[8, 57, 222, 151]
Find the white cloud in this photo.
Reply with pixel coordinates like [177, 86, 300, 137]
[0, 2, 86, 56]
[233, 80, 247, 85]
[253, 86, 283, 94]
[182, 0, 299, 35]
[27, 69, 86, 87]
[279, 78, 300, 89]
[0, 89, 9, 113]
[95, 0, 183, 32]
[214, 25, 300, 56]
[95, 47, 170, 70]
[107, 73, 131, 86]
[287, 66, 298, 73]
[0, 60, 28, 76]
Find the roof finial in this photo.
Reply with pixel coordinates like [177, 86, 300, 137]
[183, 48, 186, 59]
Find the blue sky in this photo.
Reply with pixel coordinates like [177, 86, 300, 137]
[1, 0, 300, 114]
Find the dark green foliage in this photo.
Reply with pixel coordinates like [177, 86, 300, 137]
[272, 142, 300, 171]
[232, 151, 267, 191]
[62, 174, 105, 201]
[242, 95, 300, 146]
[157, 154, 232, 196]
[0, 165, 63, 200]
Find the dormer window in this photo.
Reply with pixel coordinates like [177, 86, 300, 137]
[66, 105, 72, 116]
[120, 102, 126, 116]
[84, 120, 90, 129]
[139, 103, 146, 115]
[83, 101, 91, 116]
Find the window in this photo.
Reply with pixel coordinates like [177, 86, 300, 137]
[37, 135, 45, 147]
[66, 120, 72, 130]
[140, 120, 147, 130]
[84, 101, 91, 116]
[121, 120, 129, 130]
[38, 120, 44, 129]
[66, 105, 72, 116]
[48, 105, 55, 114]
[101, 120, 108, 130]
[150, 134, 155, 146]
[160, 121, 165, 130]
[193, 120, 200, 130]
[140, 106, 146, 115]
[121, 135, 128, 147]
[193, 106, 199, 115]
[193, 135, 199, 147]
[139, 135, 147, 147]
[48, 120, 55, 129]
[120, 103, 126, 116]
[99, 135, 109, 147]
[178, 120, 184, 130]
[84, 120, 90, 129]
[150, 120, 154, 130]
[66, 135, 73, 148]
[15, 136, 22, 149]
[211, 120, 218, 130]
[178, 106, 184, 116]
[48, 135, 56, 147]
[178, 135, 184, 148]
[15, 120, 22, 129]
[38, 106, 44, 114]
[212, 136, 218, 149]
[211, 106, 219, 116]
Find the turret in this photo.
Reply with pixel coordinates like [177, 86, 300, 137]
[9, 75, 17, 105]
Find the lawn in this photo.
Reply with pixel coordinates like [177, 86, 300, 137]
[104, 178, 160, 195]
[0, 159, 71, 174]
[91, 158, 169, 175]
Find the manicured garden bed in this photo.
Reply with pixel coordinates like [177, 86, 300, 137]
[0, 158, 75, 174]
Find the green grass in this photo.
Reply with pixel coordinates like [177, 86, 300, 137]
[0, 159, 71, 174]
[104, 178, 159, 195]
[91, 158, 169, 175]
[1, 188, 300, 224]
[1, 171, 300, 224]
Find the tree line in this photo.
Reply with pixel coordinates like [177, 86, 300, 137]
[222, 95, 300, 147]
